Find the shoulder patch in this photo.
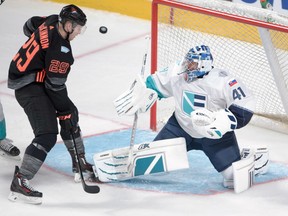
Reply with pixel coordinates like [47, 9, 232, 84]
[61, 46, 70, 53]
[228, 79, 238, 87]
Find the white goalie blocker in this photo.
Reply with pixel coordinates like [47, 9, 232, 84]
[93, 137, 189, 182]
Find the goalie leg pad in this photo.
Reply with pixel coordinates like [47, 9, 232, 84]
[232, 149, 255, 193]
[255, 147, 269, 175]
[222, 145, 268, 191]
[93, 137, 189, 182]
[241, 146, 269, 176]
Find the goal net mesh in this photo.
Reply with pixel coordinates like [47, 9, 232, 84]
[151, 0, 288, 134]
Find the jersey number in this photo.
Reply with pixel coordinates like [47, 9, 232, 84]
[232, 87, 246, 100]
[13, 34, 39, 72]
[49, 60, 69, 74]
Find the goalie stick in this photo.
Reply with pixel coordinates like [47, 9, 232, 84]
[254, 112, 288, 125]
[127, 36, 151, 173]
[70, 126, 100, 194]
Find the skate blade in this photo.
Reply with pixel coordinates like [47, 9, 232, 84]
[8, 191, 42, 205]
[0, 150, 21, 161]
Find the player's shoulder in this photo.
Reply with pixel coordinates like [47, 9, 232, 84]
[207, 68, 229, 81]
[209, 68, 249, 92]
[44, 15, 59, 26]
[209, 68, 231, 77]
[209, 68, 240, 81]
[207, 68, 243, 87]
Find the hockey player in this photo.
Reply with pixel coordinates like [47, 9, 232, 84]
[115, 45, 265, 192]
[0, 100, 20, 159]
[7, 4, 93, 204]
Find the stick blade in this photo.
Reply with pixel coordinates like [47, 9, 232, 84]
[83, 183, 100, 194]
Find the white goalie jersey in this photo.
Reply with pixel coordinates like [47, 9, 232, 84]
[147, 61, 256, 138]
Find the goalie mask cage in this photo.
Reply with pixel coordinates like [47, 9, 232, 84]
[150, 0, 288, 134]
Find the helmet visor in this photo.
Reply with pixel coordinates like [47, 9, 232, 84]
[180, 56, 199, 73]
[79, 25, 87, 35]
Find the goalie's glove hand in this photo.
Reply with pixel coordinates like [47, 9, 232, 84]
[191, 108, 237, 139]
[57, 108, 79, 134]
[113, 74, 158, 116]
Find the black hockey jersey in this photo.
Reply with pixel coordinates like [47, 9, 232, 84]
[8, 15, 75, 112]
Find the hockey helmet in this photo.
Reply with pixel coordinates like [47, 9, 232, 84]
[181, 45, 214, 82]
[59, 4, 87, 26]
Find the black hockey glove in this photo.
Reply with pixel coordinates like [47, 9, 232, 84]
[57, 108, 79, 134]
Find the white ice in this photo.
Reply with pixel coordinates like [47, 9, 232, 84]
[1, 0, 288, 215]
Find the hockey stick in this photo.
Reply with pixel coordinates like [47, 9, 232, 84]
[70, 127, 100, 194]
[127, 36, 151, 173]
[254, 112, 288, 125]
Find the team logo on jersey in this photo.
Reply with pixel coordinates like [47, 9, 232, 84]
[61, 46, 70, 53]
[182, 91, 207, 116]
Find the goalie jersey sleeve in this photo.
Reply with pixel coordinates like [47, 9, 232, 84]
[146, 60, 183, 99]
[224, 75, 255, 128]
[8, 15, 74, 112]
[146, 62, 255, 138]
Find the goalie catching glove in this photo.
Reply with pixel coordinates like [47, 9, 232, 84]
[191, 108, 237, 139]
[114, 74, 158, 116]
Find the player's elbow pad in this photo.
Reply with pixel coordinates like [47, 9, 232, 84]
[229, 104, 253, 129]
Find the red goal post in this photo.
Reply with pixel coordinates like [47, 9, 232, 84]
[150, 0, 288, 133]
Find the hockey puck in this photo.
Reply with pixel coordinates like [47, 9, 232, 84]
[99, 26, 108, 34]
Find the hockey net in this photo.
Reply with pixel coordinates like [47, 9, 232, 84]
[150, 0, 288, 134]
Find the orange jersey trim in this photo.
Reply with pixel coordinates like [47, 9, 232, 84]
[35, 69, 46, 82]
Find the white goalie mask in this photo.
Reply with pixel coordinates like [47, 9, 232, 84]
[179, 45, 214, 82]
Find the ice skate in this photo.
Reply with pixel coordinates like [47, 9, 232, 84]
[68, 150, 97, 183]
[0, 138, 21, 161]
[73, 154, 98, 183]
[8, 166, 42, 205]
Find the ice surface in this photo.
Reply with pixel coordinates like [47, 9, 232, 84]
[1, 0, 288, 215]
